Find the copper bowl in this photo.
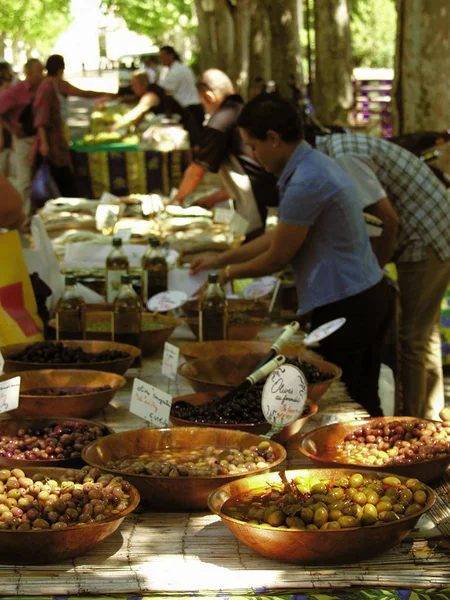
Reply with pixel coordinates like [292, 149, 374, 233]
[48, 313, 181, 357]
[208, 468, 435, 564]
[178, 340, 307, 361]
[182, 298, 268, 320]
[177, 352, 341, 401]
[82, 426, 287, 510]
[0, 466, 139, 564]
[0, 369, 125, 419]
[184, 316, 265, 342]
[299, 416, 450, 483]
[0, 340, 141, 375]
[0, 417, 115, 469]
[170, 392, 318, 444]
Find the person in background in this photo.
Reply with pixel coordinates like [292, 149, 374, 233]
[0, 58, 44, 212]
[0, 64, 13, 176]
[33, 55, 75, 197]
[158, 46, 204, 147]
[144, 56, 158, 83]
[0, 171, 26, 230]
[193, 93, 391, 416]
[172, 69, 279, 242]
[110, 70, 175, 132]
[315, 132, 450, 420]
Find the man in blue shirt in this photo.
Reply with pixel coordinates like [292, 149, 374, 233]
[191, 94, 391, 416]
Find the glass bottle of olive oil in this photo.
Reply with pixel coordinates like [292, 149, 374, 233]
[141, 236, 168, 303]
[106, 237, 129, 302]
[55, 275, 86, 340]
[112, 274, 141, 348]
[199, 273, 228, 341]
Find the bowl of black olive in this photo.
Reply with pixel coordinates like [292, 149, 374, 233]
[177, 352, 341, 401]
[0, 340, 141, 375]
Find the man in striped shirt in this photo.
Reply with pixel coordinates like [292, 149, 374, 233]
[316, 132, 450, 420]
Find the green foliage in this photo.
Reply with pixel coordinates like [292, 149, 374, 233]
[101, 0, 197, 45]
[349, 0, 397, 67]
[0, 0, 71, 50]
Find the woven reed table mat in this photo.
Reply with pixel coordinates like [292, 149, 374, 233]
[1, 323, 449, 595]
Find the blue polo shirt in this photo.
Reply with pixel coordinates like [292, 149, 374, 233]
[278, 141, 382, 315]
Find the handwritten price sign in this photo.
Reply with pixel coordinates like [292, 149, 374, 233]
[147, 290, 187, 313]
[242, 276, 277, 299]
[162, 342, 179, 380]
[262, 365, 307, 427]
[130, 378, 172, 427]
[0, 376, 20, 414]
[303, 318, 346, 346]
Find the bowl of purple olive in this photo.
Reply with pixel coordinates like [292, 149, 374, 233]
[0, 417, 114, 469]
[0, 369, 126, 419]
[0, 340, 141, 375]
[299, 416, 450, 483]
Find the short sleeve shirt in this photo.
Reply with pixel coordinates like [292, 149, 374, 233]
[316, 133, 450, 262]
[159, 61, 200, 107]
[278, 141, 383, 315]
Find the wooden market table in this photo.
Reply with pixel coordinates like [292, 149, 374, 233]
[70, 141, 191, 199]
[1, 323, 449, 598]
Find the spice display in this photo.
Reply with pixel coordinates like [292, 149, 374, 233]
[222, 472, 431, 529]
[103, 440, 278, 477]
[0, 466, 132, 530]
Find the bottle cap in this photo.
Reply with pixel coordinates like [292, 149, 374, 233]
[112, 237, 123, 247]
[208, 272, 219, 283]
[121, 274, 132, 284]
[65, 274, 77, 286]
[148, 236, 161, 247]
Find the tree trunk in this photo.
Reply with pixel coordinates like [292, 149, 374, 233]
[193, 0, 236, 75]
[0, 34, 5, 60]
[392, 0, 450, 135]
[313, 0, 353, 126]
[248, 1, 271, 99]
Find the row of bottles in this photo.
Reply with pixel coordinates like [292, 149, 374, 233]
[105, 236, 168, 303]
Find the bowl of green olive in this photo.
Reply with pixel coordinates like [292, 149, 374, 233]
[208, 468, 435, 564]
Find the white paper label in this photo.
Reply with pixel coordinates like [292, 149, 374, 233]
[242, 276, 278, 299]
[100, 191, 120, 204]
[106, 269, 128, 302]
[130, 378, 172, 427]
[95, 204, 120, 232]
[230, 212, 249, 235]
[262, 364, 308, 427]
[303, 317, 346, 346]
[115, 228, 132, 242]
[0, 376, 20, 414]
[214, 207, 233, 224]
[0, 352, 4, 375]
[147, 290, 188, 312]
[162, 342, 180, 380]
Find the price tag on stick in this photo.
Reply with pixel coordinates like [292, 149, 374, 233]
[162, 342, 179, 380]
[0, 376, 20, 414]
[130, 378, 171, 427]
[147, 291, 188, 313]
[303, 318, 346, 346]
[261, 365, 308, 437]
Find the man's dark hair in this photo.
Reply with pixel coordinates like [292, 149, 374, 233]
[237, 93, 303, 142]
[46, 54, 65, 76]
[160, 46, 181, 61]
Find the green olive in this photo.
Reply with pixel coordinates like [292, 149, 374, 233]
[300, 507, 314, 524]
[338, 515, 358, 528]
[321, 521, 341, 530]
[382, 476, 402, 487]
[360, 514, 377, 526]
[285, 516, 305, 529]
[376, 501, 392, 512]
[313, 507, 329, 528]
[404, 503, 422, 516]
[413, 490, 428, 505]
[365, 490, 379, 505]
[352, 492, 367, 506]
[266, 509, 285, 527]
[349, 473, 364, 488]
[329, 508, 343, 521]
[363, 503, 378, 517]
[310, 483, 328, 495]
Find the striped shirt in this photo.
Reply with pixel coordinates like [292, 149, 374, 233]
[316, 133, 450, 262]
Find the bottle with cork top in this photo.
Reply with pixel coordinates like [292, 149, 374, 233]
[106, 237, 129, 302]
[141, 235, 168, 303]
[199, 272, 228, 341]
[112, 274, 141, 348]
[55, 275, 86, 340]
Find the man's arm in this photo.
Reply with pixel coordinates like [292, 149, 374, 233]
[0, 172, 26, 229]
[110, 93, 159, 131]
[61, 80, 116, 99]
[192, 189, 230, 209]
[173, 162, 206, 204]
[364, 197, 399, 267]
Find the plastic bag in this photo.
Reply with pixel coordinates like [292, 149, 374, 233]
[30, 160, 61, 210]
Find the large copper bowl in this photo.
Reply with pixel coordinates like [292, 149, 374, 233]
[82, 426, 287, 510]
[299, 417, 450, 483]
[0, 340, 141, 375]
[178, 340, 307, 361]
[184, 316, 265, 342]
[48, 312, 181, 357]
[182, 298, 268, 320]
[0, 369, 125, 418]
[0, 417, 114, 469]
[170, 392, 318, 444]
[208, 468, 435, 564]
[0, 466, 139, 564]
[177, 352, 341, 401]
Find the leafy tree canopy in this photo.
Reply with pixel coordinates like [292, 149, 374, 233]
[350, 0, 396, 67]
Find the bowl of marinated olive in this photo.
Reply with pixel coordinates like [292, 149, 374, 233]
[299, 417, 450, 483]
[0, 465, 139, 564]
[48, 312, 181, 357]
[82, 426, 287, 510]
[208, 468, 435, 564]
[0, 340, 141, 375]
[170, 392, 318, 444]
[177, 352, 341, 401]
[0, 417, 114, 468]
[0, 369, 126, 419]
